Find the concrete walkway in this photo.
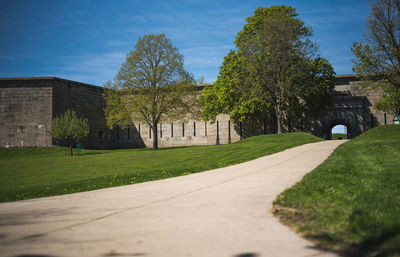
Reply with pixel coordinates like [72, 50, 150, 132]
[0, 140, 345, 257]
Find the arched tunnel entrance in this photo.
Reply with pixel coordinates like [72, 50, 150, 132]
[330, 124, 348, 140]
[326, 120, 352, 140]
[323, 118, 361, 140]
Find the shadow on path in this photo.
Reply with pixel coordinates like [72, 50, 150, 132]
[233, 253, 259, 257]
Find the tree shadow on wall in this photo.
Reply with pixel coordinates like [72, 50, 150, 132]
[109, 124, 146, 149]
[233, 117, 276, 140]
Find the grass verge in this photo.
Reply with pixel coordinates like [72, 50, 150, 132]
[273, 125, 400, 257]
[0, 132, 321, 203]
[332, 133, 347, 140]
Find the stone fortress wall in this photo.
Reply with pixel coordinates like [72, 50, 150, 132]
[0, 77, 241, 148]
[317, 75, 395, 139]
[128, 114, 241, 148]
[0, 80, 53, 147]
[0, 78, 112, 148]
[334, 75, 395, 126]
[0, 76, 396, 149]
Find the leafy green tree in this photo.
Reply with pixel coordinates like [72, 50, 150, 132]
[201, 5, 335, 133]
[51, 110, 90, 156]
[200, 50, 271, 125]
[104, 34, 196, 149]
[351, 0, 400, 116]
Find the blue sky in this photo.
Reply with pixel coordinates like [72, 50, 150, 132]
[0, 0, 371, 86]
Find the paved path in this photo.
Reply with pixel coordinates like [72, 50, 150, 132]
[0, 140, 345, 257]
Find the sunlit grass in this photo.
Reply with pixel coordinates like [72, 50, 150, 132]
[274, 125, 400, 257]
[0, 132, 321, 203]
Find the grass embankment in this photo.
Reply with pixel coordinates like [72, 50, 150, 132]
[274, 125, 400, 257]
[0, 132, 321, 203]
[332, 133, 347, 140]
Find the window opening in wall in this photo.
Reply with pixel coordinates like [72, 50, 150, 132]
[160, 123, 162, 138]
[18, 126, 25, 134]
[138, 124, 141, 138]
[331, 124, 347, 140]
[149, 126, 152, 139]
[205, 122, 207, 136]
[193, 121, 196, 136]
[384, 113, 387, 125]
[182, 123, 185, 137]
[171, 123, 174, 138]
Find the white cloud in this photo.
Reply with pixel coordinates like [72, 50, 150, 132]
[182, 45, 232, 66]
[52, 52, 127, 85]
[0, 54, 17, 60]
[104, 40, 130, 47]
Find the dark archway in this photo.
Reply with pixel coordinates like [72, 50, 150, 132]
[330, 123, 349, 140]
[325, 119, 352, 140]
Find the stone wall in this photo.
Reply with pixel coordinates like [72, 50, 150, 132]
[116, 114, 241, 148]
[51, 78, 116, 149]
[346, 82, 395, 127]
[0, 75, 396, 149]
[329, 75, 395, 138]
[0, 79, 53, 147]
[0, 77, 117, 149]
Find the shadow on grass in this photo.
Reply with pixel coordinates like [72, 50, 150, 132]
[306, 227, 400, 257]
[345, 227, 400, 257]
[74, 152, 104, 156]
[156, 145, 196, 151]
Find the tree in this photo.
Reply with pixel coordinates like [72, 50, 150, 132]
[51, 110, 90, 156]
[200, 50, 271, 125]
[201, 5, 335, 133]
[351, 0, 400, 116]
[104, 34, 196, 149]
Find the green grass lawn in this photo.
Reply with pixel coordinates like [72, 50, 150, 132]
[332, 133, 347, 140]
[0, 132, 321, 203]
[274, 125, 400, 257]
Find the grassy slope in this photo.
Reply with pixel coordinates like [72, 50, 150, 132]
[0, 132, 321, 203]
[332, 133, 347, 140]
[274, 125, 400, 257]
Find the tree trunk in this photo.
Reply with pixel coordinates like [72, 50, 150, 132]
[69, 139, 73, 156]
[275, 106, 283, 134]
[152, 122, 158, 150]
[271, 112, 278, 133]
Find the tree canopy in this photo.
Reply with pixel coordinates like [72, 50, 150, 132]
[201, 5, 335, 133]
[104, 33, 196, 149]
[51, 109, 90, 156]
[351, 0, 400, 116]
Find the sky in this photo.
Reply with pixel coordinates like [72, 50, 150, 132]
[332, 124, 347, 134]
[0, 0, 371, 86]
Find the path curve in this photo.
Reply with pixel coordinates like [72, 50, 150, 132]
[0, 140, 345, 257]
